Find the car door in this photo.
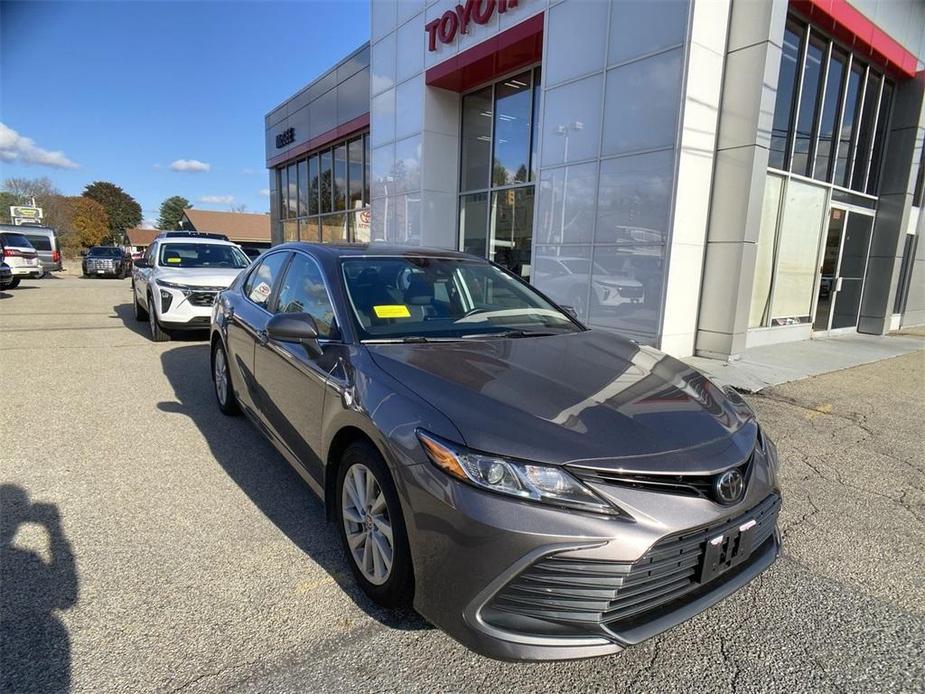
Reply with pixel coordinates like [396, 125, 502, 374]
[253, 252, 342, 483]
[135, 242, 157, 307]
[226, 251, 290, 415]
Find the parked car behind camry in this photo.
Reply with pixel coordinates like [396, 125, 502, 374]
[0, 231, 43, 288]
[82, 246, 131, 279]
[209, 243, 782, 662]
[18, 226, 63, 273]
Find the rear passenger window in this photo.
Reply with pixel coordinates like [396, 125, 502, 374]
[274, 255, 336, 338]
[243, 252, 288, 310]
[24, 235, 52, 251]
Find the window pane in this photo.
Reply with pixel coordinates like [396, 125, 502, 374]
[299, 218, 319, 243]
[287, 164, 298, 218]
[749, 175, 784, 327]
[492, 71, 533, 186]
[283, 219, 298, 242]
[770, 179, 827, 323]
[334, 144, 347, 211]
[320, 150, 333, 213]
[531, 67, 541, 181]
[308, 155, 320, 216]
[791, 34, 825, 176]
[363, 134, 370, 203]
[279, 167, 289, 219]
[769, 23, 803, 170]
[608, 0, 689, 66]
[297, 159, 308, 217]
[460, 87, 492, 191]
[851, 72, 882, 191]
[459, 192, 488, 256]
[274, 255, 336, 338]
[348, 138, 363, 209]
[813, 48, 846, 181]
[244, 252, 289, 309]
[490, 187, 534, 280]
[588, 245, 664, 339]
[320, 212, 347, 243]
[835, 64, 863, 187]
[596, 150, 674, 245]
[867, 81, 893, 195]
[533, 245, 593, 321]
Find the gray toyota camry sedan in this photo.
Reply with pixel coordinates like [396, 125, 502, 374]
[209, 243, 782, 661]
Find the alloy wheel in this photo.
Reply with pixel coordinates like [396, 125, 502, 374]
[341, 463, 394, 586]
[214, 347, 228, 407]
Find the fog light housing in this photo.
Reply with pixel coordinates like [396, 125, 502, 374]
[160, 289, 173, 313]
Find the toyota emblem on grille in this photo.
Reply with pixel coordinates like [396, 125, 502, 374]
[714, 469, 744, 504]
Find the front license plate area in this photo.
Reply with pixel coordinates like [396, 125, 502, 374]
[97, 270, 105, 274]
[697, 519, 756, 584]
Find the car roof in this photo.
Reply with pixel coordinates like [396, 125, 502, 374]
[272, 242, 481, 261]
[156, 236, 238, 246]
[2, 225, 55, 236]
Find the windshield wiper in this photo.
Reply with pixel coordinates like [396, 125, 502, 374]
[364, 336, 462, 344]
[462, 329, 561, 339]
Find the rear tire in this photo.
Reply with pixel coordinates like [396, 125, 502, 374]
[7, 278, 20, 289]
[211, 341, 241, 416]
[337, 441, 413, 607]
[147, 293, 170, 342]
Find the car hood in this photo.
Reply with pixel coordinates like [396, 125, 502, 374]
[367, 330, 756, 473]
[153, 268, 243, 287]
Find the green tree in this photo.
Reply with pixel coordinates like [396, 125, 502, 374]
[67, 197, 110, 248]
[1, 176, 63, 226]
[157, 196, 190, 230]
[0, 192, 17, 224]
[82, 181, 142, 233]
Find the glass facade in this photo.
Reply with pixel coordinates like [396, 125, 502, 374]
[277, 133, 370, 243]
[458, 68, 541, 281]
[769, 14, 893, 196]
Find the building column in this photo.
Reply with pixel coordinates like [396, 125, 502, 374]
[858, 71, 925, 335]
[693, 0, 788, 360]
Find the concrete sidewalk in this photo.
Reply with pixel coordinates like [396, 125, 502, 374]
[685, 330, 925, 392]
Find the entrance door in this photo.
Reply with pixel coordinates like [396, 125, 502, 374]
[813, 207, 874, 332]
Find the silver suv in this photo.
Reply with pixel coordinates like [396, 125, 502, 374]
[132, 232, 251, 341]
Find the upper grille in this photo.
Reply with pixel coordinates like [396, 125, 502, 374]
[187, 290, 217, 307]
[568, 455, 753, 502]
[486, 494, 780, 629]
[86, 258, 116, 270]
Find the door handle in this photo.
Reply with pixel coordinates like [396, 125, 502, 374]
[257, 329, 269, 346]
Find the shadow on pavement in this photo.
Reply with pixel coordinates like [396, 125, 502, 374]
[156, 344, 428, 631]
[112, 302, 211, 342]
[0, 485, 78, 694]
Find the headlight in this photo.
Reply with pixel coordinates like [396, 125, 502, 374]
[417, 431, 619, 516]
[157, 280, 193, 296]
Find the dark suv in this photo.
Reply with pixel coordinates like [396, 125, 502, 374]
[82, 247, 131, 278]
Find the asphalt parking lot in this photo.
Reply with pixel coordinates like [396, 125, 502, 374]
[1, 271, 924, 694]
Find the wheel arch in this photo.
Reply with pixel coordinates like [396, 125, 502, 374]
[324, 426, 382, 522]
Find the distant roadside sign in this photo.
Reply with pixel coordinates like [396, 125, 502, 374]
[10, 205, 43, 225]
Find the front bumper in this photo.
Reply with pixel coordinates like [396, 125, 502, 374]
[155, 285, 220, 329]
[396, 462, 781, 662]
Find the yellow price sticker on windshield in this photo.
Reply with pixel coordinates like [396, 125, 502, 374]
[373, 305, 411, 319]
[166, 257, 181, 263]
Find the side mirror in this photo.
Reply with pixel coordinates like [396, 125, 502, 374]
[79, 250, 87, 257]
[266, 313, 323, 358]
[133, 258, 148, 268]
[560, 304, 578, 319]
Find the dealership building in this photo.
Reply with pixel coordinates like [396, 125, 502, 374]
[265, 0, 925, 359]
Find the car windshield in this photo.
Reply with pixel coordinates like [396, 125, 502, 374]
[1, 233, 33, 248]
[341, 256, 581, 341]
[88, 247, 123, 257]
[159, 243, 250, 269]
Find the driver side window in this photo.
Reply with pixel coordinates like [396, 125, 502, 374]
[274, 255, 336, 339]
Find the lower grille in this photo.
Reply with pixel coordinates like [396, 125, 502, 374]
[485, 494, 781, 629]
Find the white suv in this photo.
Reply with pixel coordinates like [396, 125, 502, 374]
[132, 232, 251, 341]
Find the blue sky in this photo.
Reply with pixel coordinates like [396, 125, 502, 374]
[0, 0, 371, 225]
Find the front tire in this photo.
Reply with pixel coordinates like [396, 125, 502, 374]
[211, 341, 241, 416]
[133, 286, 148, 321]
[6, 278, 20, 289]
[337, 442, 413, 607]
[147, 293, 170, 342]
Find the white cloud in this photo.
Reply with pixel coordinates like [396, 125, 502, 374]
[0, 122, 79, 169]
[198, 194, 235, 205]
[258, 188, 270, 198]
[170, 159, 211, 172]
[141, 219, 158, 230]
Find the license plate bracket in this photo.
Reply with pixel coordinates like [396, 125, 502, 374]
[697, 519, 756, 584]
